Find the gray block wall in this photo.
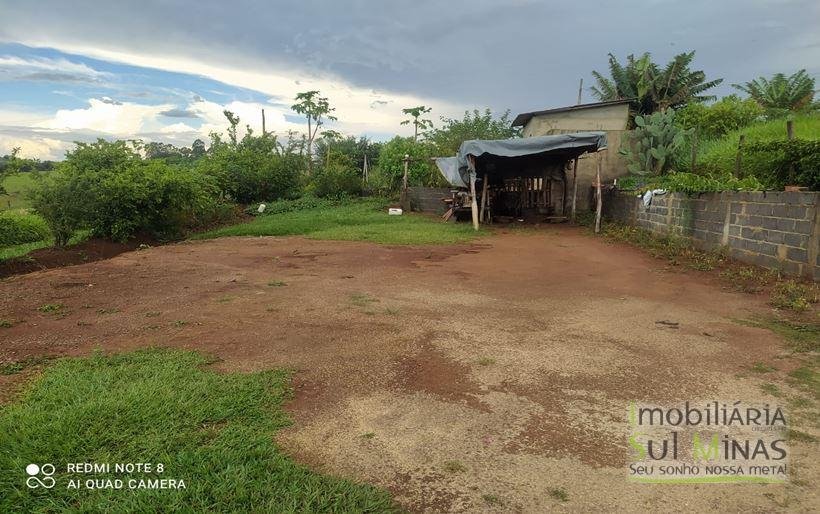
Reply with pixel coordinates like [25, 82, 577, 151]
[407, 187, 453, 214]
[603, 190, 820, 280]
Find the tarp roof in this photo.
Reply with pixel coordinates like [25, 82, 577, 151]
[435, 132, 607, 188]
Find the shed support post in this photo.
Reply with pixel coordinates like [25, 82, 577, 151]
[594, 151, 603, 234]
[480, 174, 489, 223]
[570, 158, 579, 222]
[468, 155, 479, 231]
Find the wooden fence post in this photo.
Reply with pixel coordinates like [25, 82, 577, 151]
[735, 135, 745, 176]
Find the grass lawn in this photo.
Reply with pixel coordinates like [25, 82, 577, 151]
[1, 172, 39, 210]
[0, 348, 396, 512]
[195, 197, 484, 245]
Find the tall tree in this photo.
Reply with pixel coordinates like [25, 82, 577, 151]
[590, 51, 722, 116]
[291, 90, 336, 174]
[400, 106, 433, 141]
[732, 70, 816, 112]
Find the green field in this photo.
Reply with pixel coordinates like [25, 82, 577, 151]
[0, 348, 396, 512]
[1, 172, 40, 210]
[196, 198, 485, 245]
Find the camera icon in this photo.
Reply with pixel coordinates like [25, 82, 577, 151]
[26, 463, 56, 489]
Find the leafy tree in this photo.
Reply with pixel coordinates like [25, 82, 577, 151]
[732, 70, 816, 113]
[591, 51, 722, 117]
[427, 109, 519, 156]
[314, 135, 381, 172]
[400, 106, 433, 141]
[291, 91, 337, 174]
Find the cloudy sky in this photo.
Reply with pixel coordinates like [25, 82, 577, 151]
[0, 0, 817, 160]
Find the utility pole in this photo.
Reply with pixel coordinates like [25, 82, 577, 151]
[577, 78, 583, 105]
[261, 109, 266, 136]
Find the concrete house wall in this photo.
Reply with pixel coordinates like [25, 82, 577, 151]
[520, 102, 630, 211]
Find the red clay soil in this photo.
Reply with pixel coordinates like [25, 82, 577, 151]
[0, 238, 152, 279]
[0, 226, 817, 512]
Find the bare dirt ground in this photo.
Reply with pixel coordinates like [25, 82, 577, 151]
[1, 226, 817, 512]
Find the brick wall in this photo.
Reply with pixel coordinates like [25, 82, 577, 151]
[603, 190, 820, 280]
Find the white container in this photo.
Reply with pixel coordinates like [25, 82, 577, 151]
[257, 203, 267, 213]
[388, 208, 403, 216]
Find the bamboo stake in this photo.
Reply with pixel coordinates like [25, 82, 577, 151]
[594, 152, 603, 234]
[479, 174, 489, 223]
[570, 158, 579, 221]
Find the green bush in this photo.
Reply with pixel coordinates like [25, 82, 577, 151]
[0, 211, 51, 246]
[197, 133, 304, 203]
[676, 96, 764, 139]
[376, 136, 444, 192]
[309, 153, 363, 198]
[31, 140, 223, 244]
[746, 139, 820, 190]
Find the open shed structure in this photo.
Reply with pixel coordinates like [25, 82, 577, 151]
[434, 132, 607, 229]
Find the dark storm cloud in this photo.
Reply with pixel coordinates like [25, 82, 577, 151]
[17, 71, 100, 83]
[159, 108, 200, 118]
[0, 0, 817, 114]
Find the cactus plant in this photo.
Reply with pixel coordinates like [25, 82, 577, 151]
[620, 108, 691, 176]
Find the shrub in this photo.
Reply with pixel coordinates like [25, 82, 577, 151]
[376, 136, 444, 192]
[197, 132, 304, 204]
[0, 211, 51, 246]
[246, 195, 345, 217]
[745, 139, 820, 190]
[309, 153, 362, 198]
[676, 96, 764, 139]
[31, 140, 222, 244]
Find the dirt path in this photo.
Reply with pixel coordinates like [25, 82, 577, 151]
[1, 226, 816, 512]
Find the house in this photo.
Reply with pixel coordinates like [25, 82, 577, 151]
[512, 99, 631, 211]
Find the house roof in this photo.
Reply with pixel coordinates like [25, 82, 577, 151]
[511, 99, 632, 127]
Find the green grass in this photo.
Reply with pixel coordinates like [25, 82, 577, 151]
[0, 229, 91, 262]
[0, 348, 395, 512]
[548, 487, 569, 502]
[736, 318, 820, 353]
[699, 113, 820, 178]
[194, 198, 484, 245]
[0, 172, 39, 210]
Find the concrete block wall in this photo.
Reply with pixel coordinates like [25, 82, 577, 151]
[407, 187, 452, 214]
[603, 190, 820, 280]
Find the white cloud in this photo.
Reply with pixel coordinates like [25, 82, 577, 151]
[13, 43, 465, 137]
[45, 98, 170, 135]
[160, 122, 196, 134]
[0, 55, 109, 83]
[0, 135, 69, 160]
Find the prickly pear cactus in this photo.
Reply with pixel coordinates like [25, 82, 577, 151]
[620, 109, 691, 176]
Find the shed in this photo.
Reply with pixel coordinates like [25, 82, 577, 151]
[434, 132, 607, 228]
[512, 100, 631, 211]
